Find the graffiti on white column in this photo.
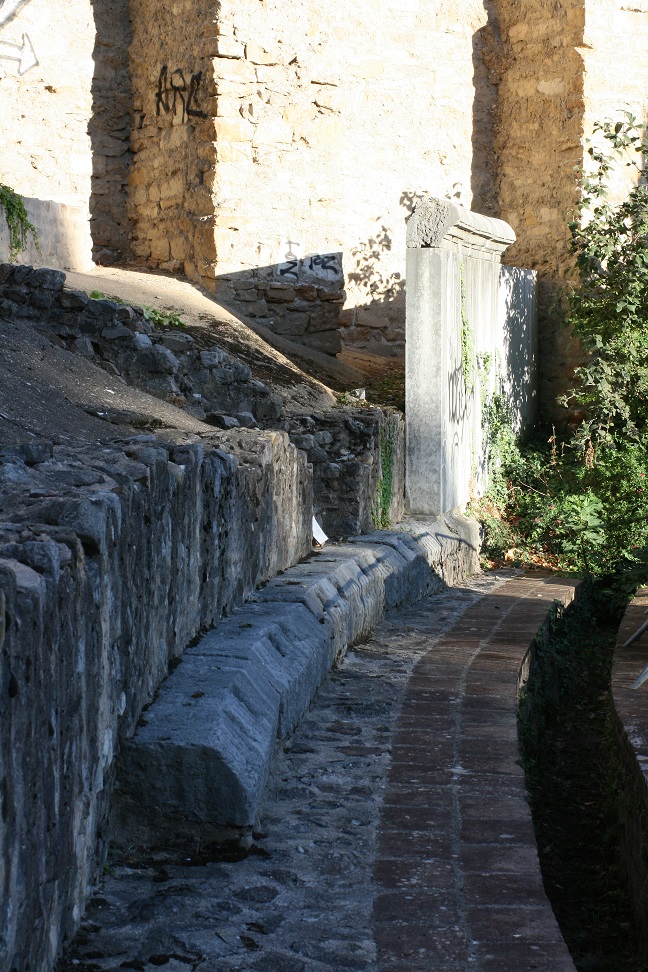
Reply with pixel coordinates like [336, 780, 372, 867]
[0, 0, 38, 75]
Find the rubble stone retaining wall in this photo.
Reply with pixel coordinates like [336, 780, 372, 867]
[0, 428, 311, 972]
[0, 262, 405, 538]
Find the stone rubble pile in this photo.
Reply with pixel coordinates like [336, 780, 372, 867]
[0, 263, 404, 536]
[0, 263, 285, 426]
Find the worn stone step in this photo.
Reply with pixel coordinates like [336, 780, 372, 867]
[111, 516, 479, 849]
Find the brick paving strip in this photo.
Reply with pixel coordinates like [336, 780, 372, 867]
[61, 572, 578, 972]
[374, 572, 578, 972]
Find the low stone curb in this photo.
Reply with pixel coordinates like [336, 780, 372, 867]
[611, 586, 648, 957]
[111, 516, 479, 849]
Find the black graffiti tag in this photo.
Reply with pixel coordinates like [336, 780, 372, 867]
[156, 65, 208, 123]
[279, 252, 341, 281]
[307, 254, 339, 274]
[279, 261, 299, 281]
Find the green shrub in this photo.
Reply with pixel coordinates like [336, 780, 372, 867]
[0, 184, 38, 261]
[562, 113, 648, 452]
[474, 114, 648, 581]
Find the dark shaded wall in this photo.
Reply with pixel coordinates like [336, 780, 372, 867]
[489, 0, 586, 417]
[89, 0, 134, 264]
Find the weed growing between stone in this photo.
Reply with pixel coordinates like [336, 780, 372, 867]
[89, 289, 186, 328]
[519, 589, 646, 972]
[363, 368, 405, 412]
[371, 422, 394, 529]
[460, 261, 476, 396]
[0, 184, 38, 261]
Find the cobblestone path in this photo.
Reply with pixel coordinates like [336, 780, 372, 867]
[61, 571, 576, 972]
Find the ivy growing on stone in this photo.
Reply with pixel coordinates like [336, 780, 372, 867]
[460, 262, 475, 396]
[0, 184, 38, 261]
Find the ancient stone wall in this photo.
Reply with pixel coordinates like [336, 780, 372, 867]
[0, 427, 311, 972]
[88, 0, 134, 264]
[581, 1, 648, 205]
[128, 0, 217, 283]
[125, 0, 495, 359]
[0, 0, 135, 269]
[0, 0, 96, 267]
[491, 0, 648, 414]
[491, 0, 586, 413]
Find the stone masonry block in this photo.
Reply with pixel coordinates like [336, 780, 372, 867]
[112, 516, 478, 845]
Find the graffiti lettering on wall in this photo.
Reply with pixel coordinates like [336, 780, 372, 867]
[156, 66, 208, 124]
[448, 362, 470, 425]
[277, 241, 343, 283]
[0, 0, 37, 74]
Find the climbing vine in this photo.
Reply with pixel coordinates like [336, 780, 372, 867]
[460, 263, 475, 395]
[372, 422, 394, 529]
[0, 184, 38, 261]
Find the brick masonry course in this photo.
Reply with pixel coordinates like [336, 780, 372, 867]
[60, 572, 578, 972]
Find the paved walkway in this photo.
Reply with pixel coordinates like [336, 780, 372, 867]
[61, 572, 577, 972]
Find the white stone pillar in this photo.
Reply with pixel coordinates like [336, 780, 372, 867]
[405, 197, 524, 517]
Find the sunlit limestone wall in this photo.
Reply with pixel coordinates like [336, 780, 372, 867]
[0, 0, 95, 268]
[581, 0, 648, 206]
[205, 0, 494, 360]
[492, 0, 648, 415]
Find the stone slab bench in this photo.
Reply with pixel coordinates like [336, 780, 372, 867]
[111, 515, 479, 850]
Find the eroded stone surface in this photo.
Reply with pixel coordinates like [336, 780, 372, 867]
[111, 525, 479, 848]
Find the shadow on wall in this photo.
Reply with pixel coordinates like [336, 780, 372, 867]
[0, 196, 93, 270]
[499, 266, 539, 429]
[214, 253, 407, 363]
[342, 219, 407, 360]
[471, 1, 503, 218]
[87, 0, 133, 266]
[213, 253, 347, 356]
[214, 193, 422, 365]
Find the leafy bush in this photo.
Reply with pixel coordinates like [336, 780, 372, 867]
[562, 114, 648, 451]
[474, 114, 648, 578]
